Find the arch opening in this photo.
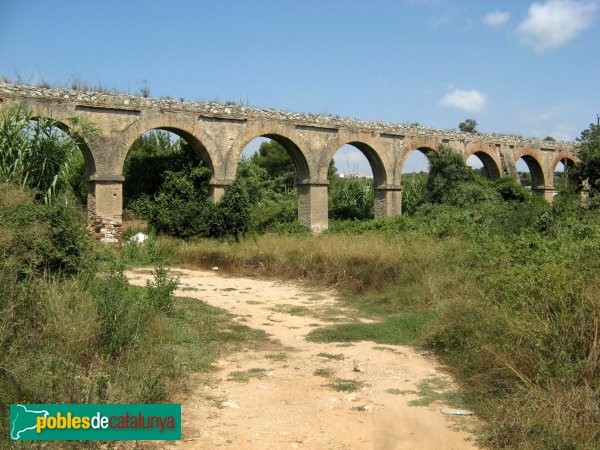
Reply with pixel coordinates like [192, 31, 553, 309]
[553, 158, 577, 191]
[239, 134, 310, 184]
[327, 143, 378, 221]
[516, 155, 545, 190]
[122, 129, 212, 232]
[466, 152, 501, 180]
[23, 116, 94, 209]
[237, 135, 310, 231]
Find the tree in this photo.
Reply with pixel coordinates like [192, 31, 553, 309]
[571, 123, 600, 201]
[251, 140, 296, 191]
[458, 119, 478, 133]
[427, 145, 475, 203]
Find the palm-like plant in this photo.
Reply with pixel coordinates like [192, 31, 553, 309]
[0, 104, 99, 204]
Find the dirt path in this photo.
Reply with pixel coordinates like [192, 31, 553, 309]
[126, 268, 477, 450]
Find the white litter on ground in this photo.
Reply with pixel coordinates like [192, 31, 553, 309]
[440, 408, 474, 416]
[129, 232, 148, 244]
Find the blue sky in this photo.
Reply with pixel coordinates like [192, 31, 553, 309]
[1, 0, 598, 174]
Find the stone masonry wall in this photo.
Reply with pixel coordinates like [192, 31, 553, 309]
[0, 82, 576, 151]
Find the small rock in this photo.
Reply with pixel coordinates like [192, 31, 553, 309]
[212, 266, 219, 271]
[221, 400, 240, 409]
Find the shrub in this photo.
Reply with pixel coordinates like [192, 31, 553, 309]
[427, 145, 475, 204]
[215, 179, 251, 240]
[144, 167, 211, 238]
[401, 174, 427, 215]
[0, 182, 92, 277]
[328, 176, 374, 220]
[493, 176, 529, 202]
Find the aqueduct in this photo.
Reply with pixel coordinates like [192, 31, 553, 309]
[0, 82, 578, 241]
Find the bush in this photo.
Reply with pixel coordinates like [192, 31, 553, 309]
[493, 176, 529, 202]
[0, 182, 92, 277]
[215, 179, 251, 240]
[401, 174, 427, 215]
[142, 166, 211, 238]
[328, 176, 374, 220]
[427, 145, 475, 204]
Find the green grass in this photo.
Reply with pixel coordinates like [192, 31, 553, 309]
[265, 352, 287, 362]
[167, 297, 267, 373]
[270, 304, 312, 317]
[325, 379, 365, 393]
[385, 388, 404, 395]
[307, 311, 436, 345]
[228, 368, 267, 383]
[401, 377, 465, 408]
[314, 368, 335, 378]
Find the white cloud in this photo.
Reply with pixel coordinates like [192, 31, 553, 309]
[518, 0, 598, 52]
[440, 89, 487, 113]
[483, 11, 510, 27]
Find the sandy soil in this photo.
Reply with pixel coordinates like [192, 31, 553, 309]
[126, 268, 477, 450]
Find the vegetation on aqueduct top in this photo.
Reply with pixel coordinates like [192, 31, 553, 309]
[1, 104, 599, 449]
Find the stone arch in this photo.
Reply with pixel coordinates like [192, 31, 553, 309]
[513, 149, 546, 189]
[396, 138, 440, 177]
[321, 136, 389, 188]
[552, 150, 579, 169]
[116, 116, 218, 178]
[552, 151, 579, 189]
[464, 143, 502, 180]
[229, 123, 311, 183]
[28, 113, 97, 177]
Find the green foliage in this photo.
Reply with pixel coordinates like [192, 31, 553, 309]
[124, 130, 202, 209]
[308, 311, 436, 345]
[328, 176, 374, 220]
[144, 266, 178, 314]
[401, 173, 427, 215]
[0, 104, 98, 205]
[119, 232, 165, 266]
[426, 145, 475, 204]
[250, 140, 296, 191]
[215, 179, 251, 240]
[146, 166, 211, 238]
[493, 176, 529, 202]
[572, 123, 600, 200]
[0, 182, 92, 277]
[458, 118, 478, 133]
[92, 268, 144, 356]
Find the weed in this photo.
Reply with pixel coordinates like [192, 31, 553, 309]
[228, 368, 267, 383]
[385, 389, 405, 395]
[265, 353, 287, 362]
[326, 379, 365, 393]
[314, 368, 335, 378]
[316, 353, 345, 361]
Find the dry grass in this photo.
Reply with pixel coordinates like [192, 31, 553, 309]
[157, 233, 465, 297]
